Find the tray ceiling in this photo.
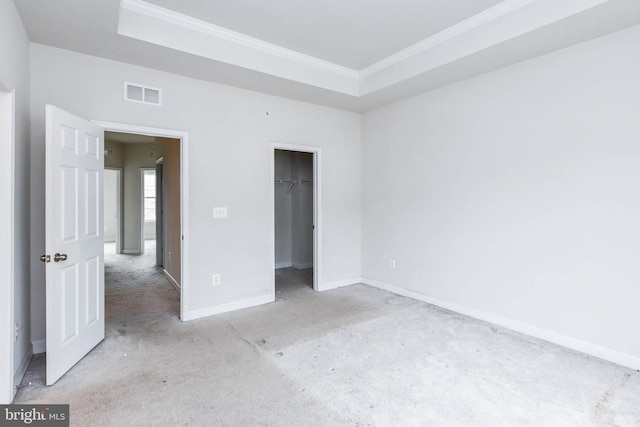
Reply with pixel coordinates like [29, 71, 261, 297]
[13, 0, 640, 112]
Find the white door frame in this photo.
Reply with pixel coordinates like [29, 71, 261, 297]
[0, 87, 15, 403]
[270, 142, 322, 293]
[93, 121, 190, 321]
[139, 167, 156, 252]
[104, 167, 123, 254]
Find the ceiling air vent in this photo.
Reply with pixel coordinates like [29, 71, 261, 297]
[124, 82, 162, 106]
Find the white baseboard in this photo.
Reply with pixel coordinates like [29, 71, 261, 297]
[292, 261, 313, 270]
[122, 249, 140, 255]
[275, 262, 292, 269]
[163, 270, 180, 292]
[13, 347, 33, 398]
[318, 277, 362, 292]
[361, 277, 640, 371]
[32, 339, 46, 355]
[275, 261, 314, 270]
[183, 294, 274, 321]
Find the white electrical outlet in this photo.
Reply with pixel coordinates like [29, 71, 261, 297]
[213, 207, 227, 218]
[389, 259, 397, 270]
[212, 274, 221, 286]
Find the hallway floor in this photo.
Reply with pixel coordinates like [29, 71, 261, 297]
[13, 258, 640, 426]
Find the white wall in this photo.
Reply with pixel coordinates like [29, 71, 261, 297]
[104, 169, 119, 243]
[29, 44, 361, 341]
[291, 152, 314, 269]
[0, 0, 31, 403]
[274, 150, 293, 267]
[362, 25, 640, 367]
[104, 138, 125, 168]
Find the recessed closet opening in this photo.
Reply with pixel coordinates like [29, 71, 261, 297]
[274, 149, 316, 296]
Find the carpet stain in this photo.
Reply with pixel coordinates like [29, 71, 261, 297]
[592, 388, 616, 424]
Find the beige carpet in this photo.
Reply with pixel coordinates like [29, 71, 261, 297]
[14, 243, 640, 426]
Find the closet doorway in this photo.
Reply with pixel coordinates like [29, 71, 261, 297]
[272, 144, 321, 296]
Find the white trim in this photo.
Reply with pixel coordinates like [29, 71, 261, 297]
[13, 348, 32, 392]
[292, 262, 313, 270]
[362, 277, 640, 371]
[275, 262, 292, 270]
[32, 339, 46, 355]
[122, 249, 141, 255]
[183, 294, 274, 321]
[140, 167, 155, 251]
[93, 121, 190, 321]
[104, 168, 123, 254]
[317, 277, 362, 292]
[271, 143, 322, 294]
[163, 270, 180, 292]
[120, 0, 358, 79]
[120, 0, 537, 84]
[155, 157, 164, 267]
[117, 0, 602, 99]
[0, 88, 15, 404]
[359, 0, 535, 77]
[118, 0, 359, 96]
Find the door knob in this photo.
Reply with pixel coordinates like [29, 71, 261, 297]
[54, 253, 68, 262]
[40, 254, 51, 263]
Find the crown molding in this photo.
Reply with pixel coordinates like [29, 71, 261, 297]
[119, 0, 621, 99]
[120, 0, 359, 80]
[359, 0, 535, 78]
[121, 0, 537, 83]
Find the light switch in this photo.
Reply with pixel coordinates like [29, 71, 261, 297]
[213, 207, 227, 218]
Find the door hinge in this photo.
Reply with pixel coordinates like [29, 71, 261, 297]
[40, 254, 51, 263]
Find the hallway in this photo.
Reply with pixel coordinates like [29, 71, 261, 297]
[103, 241, 179, 319]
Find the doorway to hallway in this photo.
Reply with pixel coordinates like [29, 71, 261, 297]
[102, 130, 182, 306]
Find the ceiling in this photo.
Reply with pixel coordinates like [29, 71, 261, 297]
[13, 0, 640, 112]
[144, 0, 505, 70]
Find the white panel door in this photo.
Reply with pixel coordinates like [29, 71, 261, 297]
[45, 105, 104, 385]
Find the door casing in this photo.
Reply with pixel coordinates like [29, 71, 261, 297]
[0, 87, 15, 403]
[104, 167, 122, 254]
[139, 167, 156, 253]
[155, 158, 164, 267]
